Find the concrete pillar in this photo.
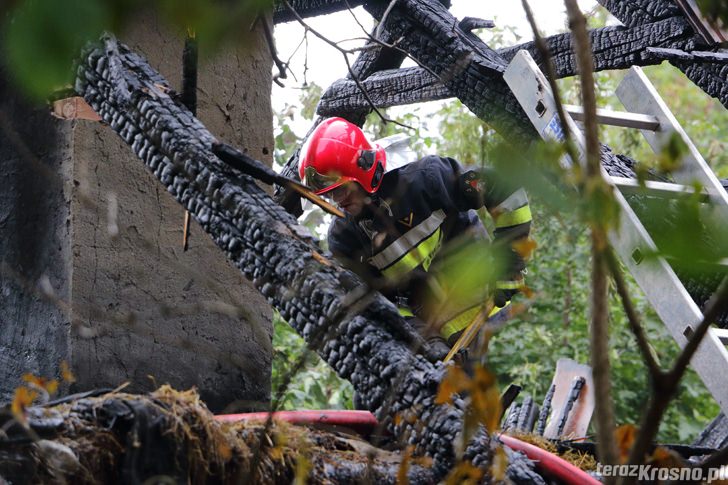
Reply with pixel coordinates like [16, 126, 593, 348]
[0, 14, 274, 412]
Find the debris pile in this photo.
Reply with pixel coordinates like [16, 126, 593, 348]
[0, 386, 440, 484]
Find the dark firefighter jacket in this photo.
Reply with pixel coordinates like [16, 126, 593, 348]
[328, 155, 532, 340]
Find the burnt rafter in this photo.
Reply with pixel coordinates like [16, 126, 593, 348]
[597, 0, 683, 27]
[73, 37, 545, 483]
[273, 0, 366, 24]
[318, 66, 449, 115]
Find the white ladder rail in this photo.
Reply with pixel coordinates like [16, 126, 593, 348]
[504, 50, 728, 416]
[616, 66, 728, 224]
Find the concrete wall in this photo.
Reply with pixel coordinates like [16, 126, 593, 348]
[0, 69, 74, 399]
[0, 13, 274, 412]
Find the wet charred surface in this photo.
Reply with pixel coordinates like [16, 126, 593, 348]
[273, 0, 366, 24]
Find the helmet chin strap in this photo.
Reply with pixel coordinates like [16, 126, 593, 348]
[361, 193, 392, 218]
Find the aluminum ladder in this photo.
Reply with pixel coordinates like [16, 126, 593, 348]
[504, 50, 728, 415]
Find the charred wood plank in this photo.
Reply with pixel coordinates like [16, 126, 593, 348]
[273, 0, 366, 24]
[597, 0, 682, 27]
[318, 66, 449, 114]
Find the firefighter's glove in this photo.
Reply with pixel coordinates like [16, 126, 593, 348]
[459, 169, 486, 208]
[424, 336, 451, 363]
[493, 279, 525, 308]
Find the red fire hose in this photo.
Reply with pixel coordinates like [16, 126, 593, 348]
[216, 410, 600, 484]
[498, 434, 601, 485]
[215, 410, 378, 437]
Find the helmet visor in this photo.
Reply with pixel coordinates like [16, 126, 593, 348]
[303, 166, 343, 194]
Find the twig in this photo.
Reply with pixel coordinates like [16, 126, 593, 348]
[605, 249, 662, 381]
[375, 0, 399, 41]
[282, 0, 414, 130]
[283, 32, 307, 84]
[258, 14, 289, 87]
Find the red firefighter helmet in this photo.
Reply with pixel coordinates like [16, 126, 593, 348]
[299, 117, 386, 195]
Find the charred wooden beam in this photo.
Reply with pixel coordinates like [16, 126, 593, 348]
[597, 0, 682, 27]
[318, 66, 449, 115]
[273, 0, 366, 24]
[72, 36, 544, 483]
[600, 0, 728, 108]
[498, 17, 696, 76]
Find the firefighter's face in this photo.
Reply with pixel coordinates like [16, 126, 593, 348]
[329, 182, 369, 217]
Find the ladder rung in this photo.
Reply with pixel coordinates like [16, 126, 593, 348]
[609, 176, 709, 201]
[710, 328, 728, 346]
[565, 105, 661, 131]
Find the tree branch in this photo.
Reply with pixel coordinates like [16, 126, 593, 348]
[565, 0, 619, 471]
[605, 248, 663, 381]
[258, 14, 288, 87]
[623, 277, 728, 478]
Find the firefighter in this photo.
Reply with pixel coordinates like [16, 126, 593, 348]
[299, 117, 532, 361]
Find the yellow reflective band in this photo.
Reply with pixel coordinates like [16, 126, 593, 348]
[381, 228, 442, 280]
[440, 301, 510, 339]
[495, 204, 532, 228]
[496, 280, 525, 290]
[398, 307, 414, 317]
[370, 210, 445, 270]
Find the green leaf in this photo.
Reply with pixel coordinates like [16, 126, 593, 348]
[4, 0, 110, 98]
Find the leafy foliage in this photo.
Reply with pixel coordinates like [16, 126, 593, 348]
[2, 0, 271, 99]
[271, 311, 353, 410]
